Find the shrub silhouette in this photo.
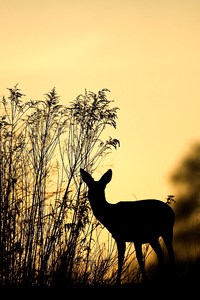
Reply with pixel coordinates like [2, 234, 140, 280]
[0, 85, 120, 287]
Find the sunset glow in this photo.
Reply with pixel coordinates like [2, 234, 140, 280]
[1, 0, 200, 202]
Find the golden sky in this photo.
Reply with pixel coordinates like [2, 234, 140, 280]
[1, 0, 200, 203]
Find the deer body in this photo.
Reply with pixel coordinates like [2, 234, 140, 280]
[80, 168, 175, 284]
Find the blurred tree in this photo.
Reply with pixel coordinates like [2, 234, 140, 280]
[170, 143, 200, 263]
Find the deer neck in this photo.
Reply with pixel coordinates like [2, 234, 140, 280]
[88, 190, 110, 222]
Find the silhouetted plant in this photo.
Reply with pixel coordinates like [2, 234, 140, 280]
[0, 85, 120, 287]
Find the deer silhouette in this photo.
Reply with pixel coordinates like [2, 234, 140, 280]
[80, 168, 175, 285]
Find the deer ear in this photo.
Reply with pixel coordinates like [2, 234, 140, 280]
[100, 169, 112, 185]
[80, 169, 94, 185]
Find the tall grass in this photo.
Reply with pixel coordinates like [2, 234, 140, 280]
[0, 85, 124, 287]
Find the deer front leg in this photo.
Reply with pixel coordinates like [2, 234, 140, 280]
[116, 239, 126, 285]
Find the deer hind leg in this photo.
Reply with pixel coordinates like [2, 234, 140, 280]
[162, 232, 175, 280]
[116, 239, 126, 285]
[150, 239, 164, 265]
[149, 238, 165, 280]
[162, 232, 175, 267]
[134, 242, 147, 283]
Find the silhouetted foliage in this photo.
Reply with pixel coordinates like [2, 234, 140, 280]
[0, 85, 120, 288]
